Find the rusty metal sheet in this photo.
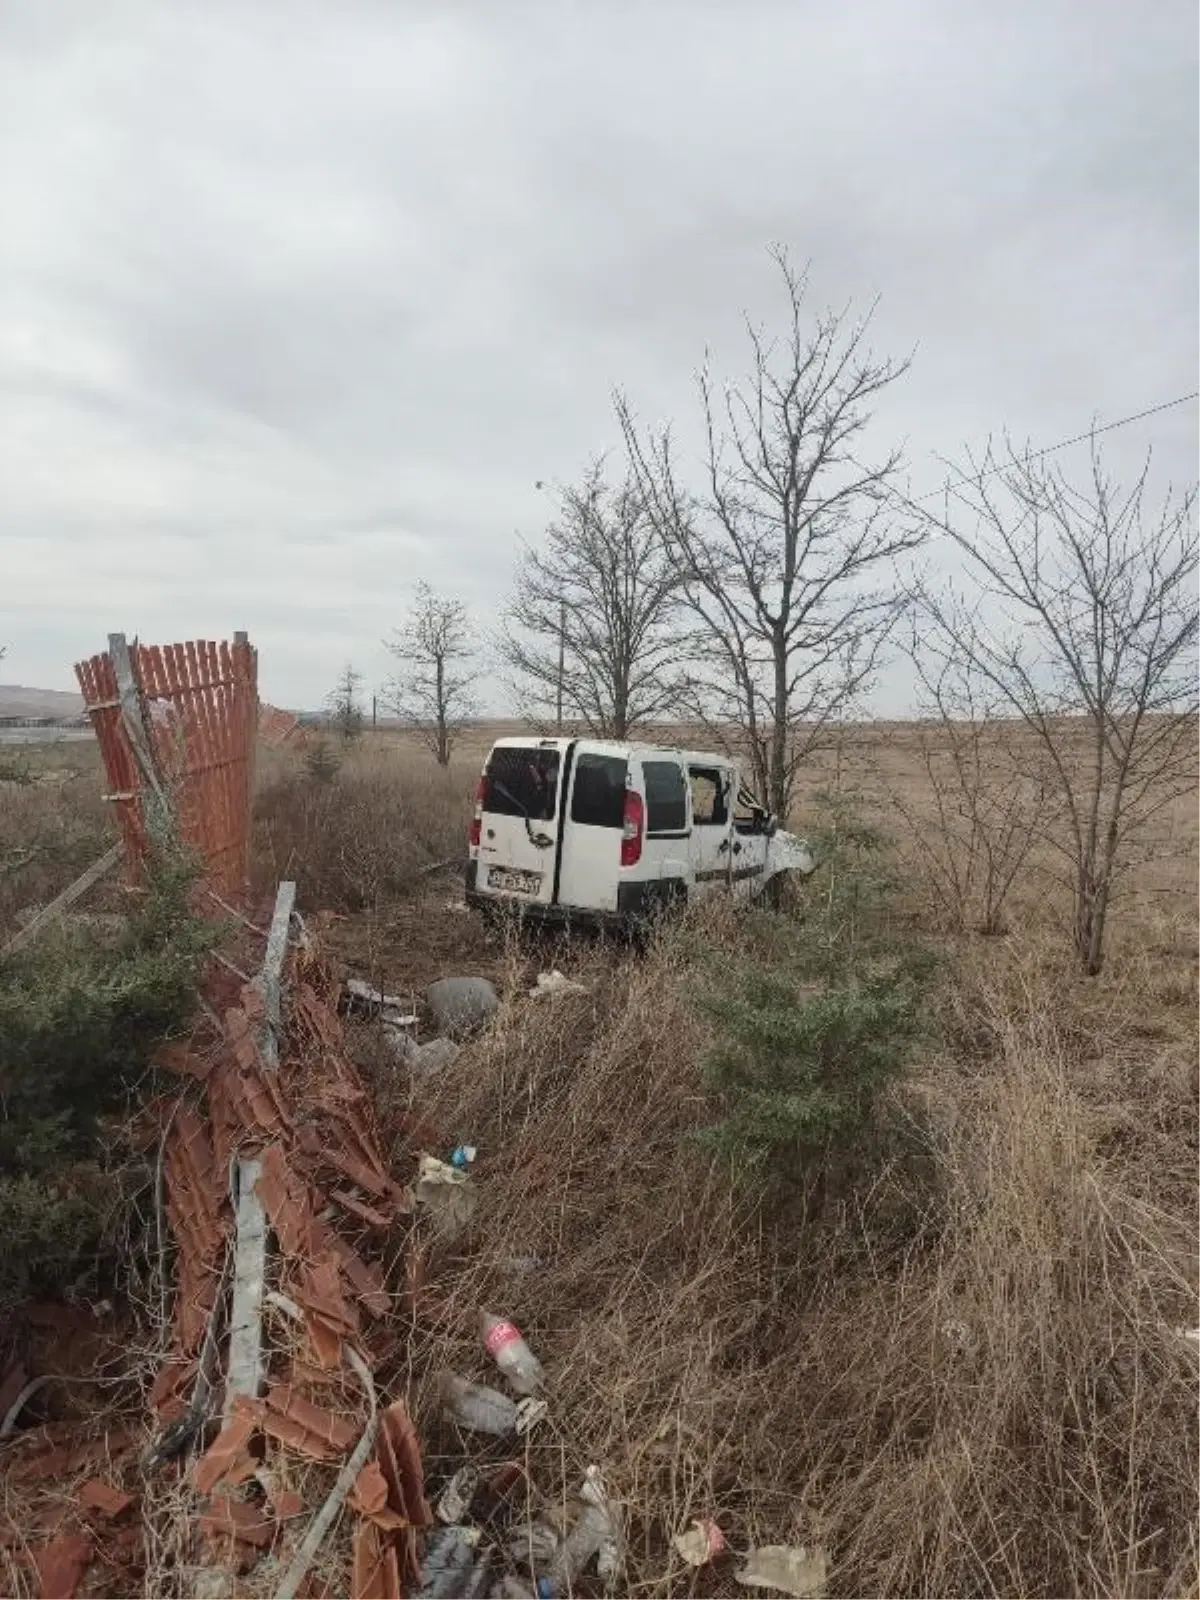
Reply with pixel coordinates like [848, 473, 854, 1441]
[347, 1462, 405, 1532]
[191, 1401, 262, 1496]
[31, 1533, 93, 1599]
[77, 1479, 134, 1519]
[198, 1497, 275, 1551]
[257, 1144, 323, 1260]
[261, 1385, 360, 1462]
[351, 1518, 400, 1600]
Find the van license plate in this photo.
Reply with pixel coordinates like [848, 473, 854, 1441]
[489, 867, 542, 895]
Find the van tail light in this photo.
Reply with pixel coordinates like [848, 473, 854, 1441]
[620, 789, 644, 867]
[468, 775, 486, 851]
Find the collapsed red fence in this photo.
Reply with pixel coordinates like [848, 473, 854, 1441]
[75, 634, 258, 900]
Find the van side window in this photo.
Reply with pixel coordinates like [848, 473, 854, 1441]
[642, 760, 688, 835]
[570, 754, 628, 828]
[688, 767, 729, 826]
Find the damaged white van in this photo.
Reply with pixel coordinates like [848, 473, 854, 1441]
[465, 736, 815, 929]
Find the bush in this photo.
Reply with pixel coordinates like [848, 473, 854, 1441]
[0, 858, 215, 1312]
[694, 796, 936, 1189]
[254, 747, 471, 910]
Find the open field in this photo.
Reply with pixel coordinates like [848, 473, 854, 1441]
[0, 722, 1196, 1596]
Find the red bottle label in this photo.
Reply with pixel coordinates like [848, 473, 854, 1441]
[485, 1319, 522, 1356]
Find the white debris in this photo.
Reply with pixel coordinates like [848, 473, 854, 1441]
[415, 1154, 476, 1233]
[735, 1545, 828, 1599]
[529, 969, 589, 999]
[673, 1519, 726, 1567]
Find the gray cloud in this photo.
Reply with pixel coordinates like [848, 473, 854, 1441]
[1, 0, 1195, 713]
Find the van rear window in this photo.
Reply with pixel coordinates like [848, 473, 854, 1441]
[484, 746, 560, 821]
[570, 753, 627, 828]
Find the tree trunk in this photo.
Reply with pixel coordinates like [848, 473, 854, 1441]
[769, 631, 789, 818]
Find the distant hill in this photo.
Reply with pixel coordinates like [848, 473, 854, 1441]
[0, 684, 85, 719]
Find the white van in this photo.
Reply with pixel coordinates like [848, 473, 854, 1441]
[465, 736, 815, 928]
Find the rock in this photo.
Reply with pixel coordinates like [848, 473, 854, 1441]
[411, 1037, 460, 1076]
[426, 976, 499, 1038]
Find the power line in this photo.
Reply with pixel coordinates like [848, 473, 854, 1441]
[905, 389, 1199, 509]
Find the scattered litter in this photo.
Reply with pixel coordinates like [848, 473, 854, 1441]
[436, 1465, 480, 1524]
[536, 1469, 620, 1595]
[426, 976, 499, 1038]
[514, 1397, 548, 1437]
[481, 1312, 544, 1395]
[506, 1518, 562, 1571]
[344, 977, 417, 1023]
[580, 1464, 622, 1584]
[416, 1155, 477, 1234]
[529, 969, 588, 1000]
[444, 899, 470, 914]
[480, 1461, 529, 1513]
[450, 1144, 477, 1171]
[735, 1543, 829, 1599]
[418, 1524, 488, 1598]
[440, 1373, 519, 1436]
[673, 1517, 727, 1567]
[502, 1254, 543, 1275]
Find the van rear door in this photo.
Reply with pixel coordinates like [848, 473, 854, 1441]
[557, 748, 629, 914]
[474, 743, 563, 906]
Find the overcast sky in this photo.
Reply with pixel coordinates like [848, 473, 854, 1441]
[2, 0, 1196, 713]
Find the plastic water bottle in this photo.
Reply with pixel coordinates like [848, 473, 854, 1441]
[480, 1312, 544, 1395]
[438, 1371, 518, 1435]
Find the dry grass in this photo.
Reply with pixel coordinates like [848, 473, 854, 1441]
[380, 889, 1197, 1598]
[1, 723, 1195, 1597]
[251, 740, 476, 910]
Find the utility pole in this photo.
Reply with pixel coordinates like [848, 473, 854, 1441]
[555, 600, 565, 734]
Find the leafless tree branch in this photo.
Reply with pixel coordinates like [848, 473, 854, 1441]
[383, 584, 479, 766]
[619, 246, 919, 814]
[910, 436, 1198, 972]
[498, 458, 681, 737]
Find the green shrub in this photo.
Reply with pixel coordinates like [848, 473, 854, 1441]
[694, 795, 936, 1192]
[304, 736, 342, 784]
[0, 857, 215, 1312]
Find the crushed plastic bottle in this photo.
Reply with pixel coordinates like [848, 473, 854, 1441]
[438, 1370, 518, 1435]
[435, 1465, 480, 1524]
[561, 1500, 616, 1584]
[506, 1519, 563, 1570]
[734, 1544, 829, 1599]
[480, 1311, 544, 1395]
[418, 1525, 489, 1599]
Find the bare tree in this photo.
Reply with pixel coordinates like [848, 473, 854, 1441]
[914, 438, 1198, 973]
[889, 638, 1052, 935]
[384, 583, 478, 766]
[325, 663, 365, 743]
[499, 459, 680, 737]
[619, 248, 921, 818]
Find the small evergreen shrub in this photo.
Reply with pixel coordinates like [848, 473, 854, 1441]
[694, 794, 936, 1190]
[0, 857, 215, 1311]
